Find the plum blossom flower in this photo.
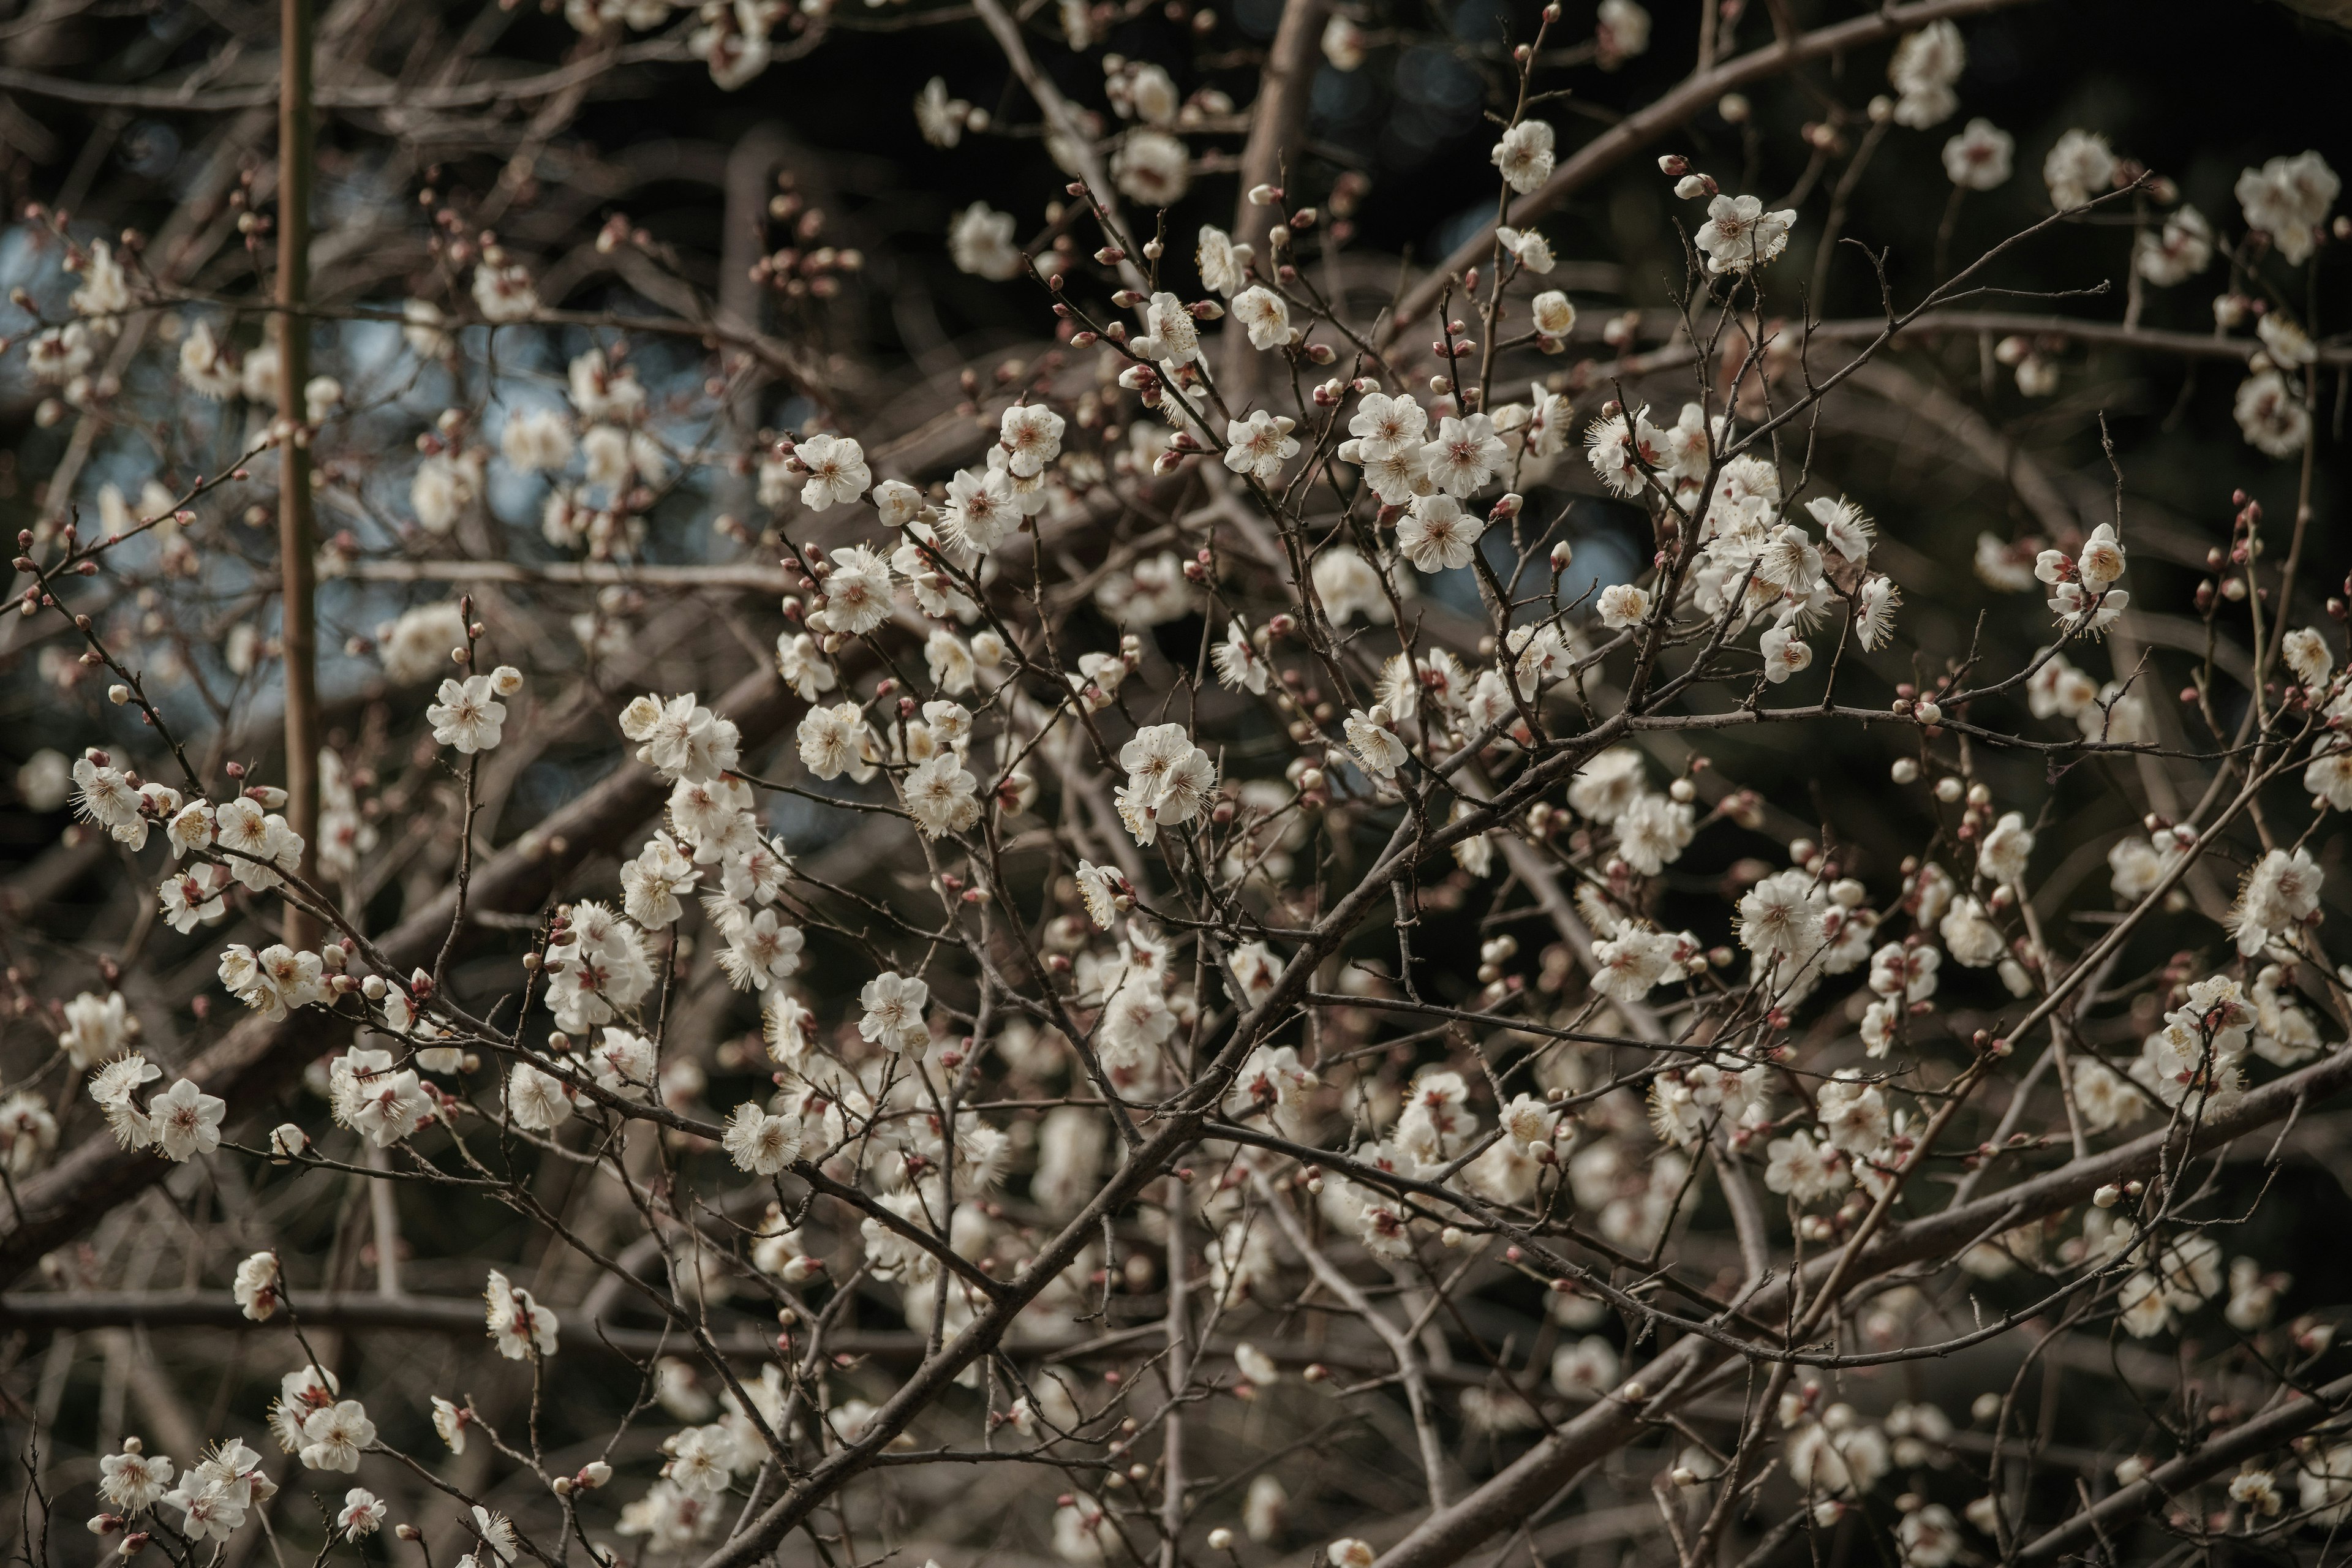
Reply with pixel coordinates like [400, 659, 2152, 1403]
[1112, 129, 1191, 206]
[1495, 225, 1555, 273]
[949, 203, 1022, 281]
[1344, 709, 1408, 777]
[717, 907, 807, 991]
[724, 1101, 803, 1174]
[233, 1252, 282, 1320]
[1887, 21, 1963, 127]
[1531, 290, 1577, 338]
[2231, 846, 2322, 956]
[797, 703, 869, 780]
[796, 434, 870, 510]
[507, 1063, 575, 1131]
[2236, 150, 2339, 265]
[1977, 812, 2035, 886]
[1759, 627, 1812, 682]
[59, 991, 133, 1069]
[2043, 129, 2114, 209]
[1349, 392, 1427, 456]
[1491, 120, 1555, 194]
[999, 403, 1065, 478]
[1942, 117, 2013, 189]
[149, 1079, 225, 1161]
[820, 545, 895, 635]
[2135, 205, 2212, 285]
[620, 692, 741, 783]
[902, 753, 981, 840]
[2236, 369, 2309, 457]
[1597, 583, 1650, 630]
[1765, 1129, 1847, 1205]
[1740, 869, 1825, 964]
[1224, 410, 1298, 482]
[1694, 194, 1796, 274]
[1212, 619, 1269, 693]
[859, 971, 931, 1052]
[472, 260, 539, 321]
[298, 1401, 375, 1472]
[428, 674, 507, 753]
[485, 1269, 560, 1359]
[97, 1441, 175, 1516]
[1420, 413, 1507, 497]
[338, 1490, 387, 1537]
[1395, 493, 1483, 571]
[1196, 225, 1253, 295]
[1853, 576, 1901, 649]
[1231, 286, 1291, 350]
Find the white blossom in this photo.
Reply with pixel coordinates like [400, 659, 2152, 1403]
[1491, 120, 1555, 194]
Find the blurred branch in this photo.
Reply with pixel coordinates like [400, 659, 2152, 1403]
[1585, 311, 2352, 380]
[277, 0, 320, 943]
[0, 37, 690, 111]
[1389, 0, 2060, 337]
[0, 663, 799, 1290]
[1221, 0, 1329, 405]
[2021, 1369, 2352, 1560]
[969, 0, 1151, 293]
[338, 559, 792, 590]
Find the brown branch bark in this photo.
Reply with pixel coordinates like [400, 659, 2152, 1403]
[0, 663, 797, 1290]
[1381, 0, 2051, 341]
[2019, 1369, 2352, 1561]
[1370, 1038, 2352, 1568]
[277, 0, 319, 944]
[1221, 0, 1329, 406]
[0, 37, 689, 111]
